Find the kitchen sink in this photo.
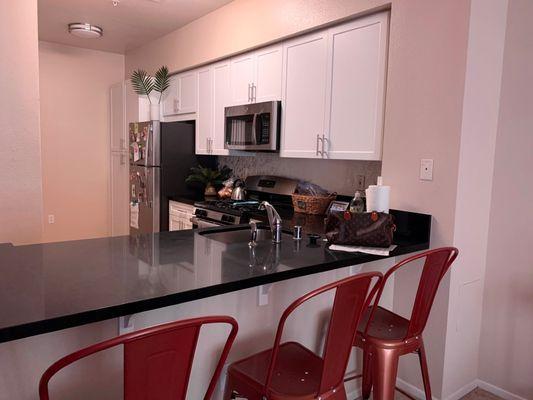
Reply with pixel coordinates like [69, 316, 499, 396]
[199, 226, 292, 244]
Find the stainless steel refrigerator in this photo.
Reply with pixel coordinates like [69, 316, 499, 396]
[129, 120, 214, 234]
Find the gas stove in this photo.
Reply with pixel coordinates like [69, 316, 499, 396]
[192, 176, 298, 228]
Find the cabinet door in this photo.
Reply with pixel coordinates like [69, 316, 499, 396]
[325, 12, 389, 160]
[196, 67, 212, 155]
[110, 152, 129, 236]
[162, 77, 179, 116]
[177, 71, 197, 114]
[212, 61, 231, 155]
[280, 32, 328, 158]
[254, 45, 282, 102]
[169, 215, 181, 231]
[230, 53, 255, 105]
[110, 82, 126, 151]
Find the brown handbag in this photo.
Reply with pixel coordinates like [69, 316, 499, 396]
[325, 211, 396, 247]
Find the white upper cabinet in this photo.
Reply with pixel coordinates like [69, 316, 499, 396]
[196, 67, 213, 155]
[325, 12, 389, 160]
[162, 76, 178, 116]
[230, 44, 282, 104]
[254, 45, 282, 102]
[162, 71, 198, 116]
[230, 53, 255, 104]
[280, 32, 329, 158]
[212, 61, 231, 155]
[281, 11, 389, 160]
[177, 71, 197, 114]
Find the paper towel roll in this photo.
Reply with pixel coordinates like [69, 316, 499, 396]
[365, 184, 390, 213]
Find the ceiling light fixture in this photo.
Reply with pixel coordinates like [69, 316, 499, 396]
[68, 23, 103, 39]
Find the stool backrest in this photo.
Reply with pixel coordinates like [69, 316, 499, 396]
[365, 247, 459, 340]
[264, 272, 382, 398]
[39, 316, 238, 400]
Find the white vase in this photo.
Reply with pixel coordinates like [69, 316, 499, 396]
[150, 103, 160, 121]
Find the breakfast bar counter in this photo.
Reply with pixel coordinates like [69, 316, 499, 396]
[0, 210, 430, 344]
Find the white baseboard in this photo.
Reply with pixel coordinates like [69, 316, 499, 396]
[396, 377, 527, 400]
[443, 380, 479, 400]
[396, 377, 438, 400]
[346, 387, 362, 400]
[476, 379, 528, 400]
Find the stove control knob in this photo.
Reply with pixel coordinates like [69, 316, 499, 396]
[196, 209, 207, 217]
[226, 216, 235, 223]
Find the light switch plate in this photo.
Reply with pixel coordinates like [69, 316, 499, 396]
[420, 159, 434, 181]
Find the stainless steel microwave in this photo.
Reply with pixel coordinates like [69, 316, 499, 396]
[224, 101, 281, 151]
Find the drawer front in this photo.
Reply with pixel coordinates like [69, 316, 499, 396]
[169, 201, 195, 215]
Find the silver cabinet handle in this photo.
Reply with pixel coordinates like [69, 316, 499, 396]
[173, 98, 178, 113]
[248, 84, 251, 102]
[322, 134, 328, 158]
[252, 83, 256, 102]
[316, 134, 323, 157]
[206, 137, 209, 153]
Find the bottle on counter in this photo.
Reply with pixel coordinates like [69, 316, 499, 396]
[349, 190, 366, 213]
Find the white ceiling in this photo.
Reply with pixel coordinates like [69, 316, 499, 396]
[38, 0, 234, 54]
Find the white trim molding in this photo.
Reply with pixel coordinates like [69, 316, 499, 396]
[396, 378, 528, 400]
[476, 380, 529, 400]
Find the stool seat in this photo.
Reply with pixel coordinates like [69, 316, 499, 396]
[357, 306, 409, 342]
[229, 342, 323, 399]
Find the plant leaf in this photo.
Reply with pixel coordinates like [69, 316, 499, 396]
[130, 69, 154, 97]
[154, 66, 171, 93]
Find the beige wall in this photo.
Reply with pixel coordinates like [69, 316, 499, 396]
[125, 0, 471, 397]
[0, 0, 43, 245]
[478, 1, 533, 398]
[39, 42, 124, 242]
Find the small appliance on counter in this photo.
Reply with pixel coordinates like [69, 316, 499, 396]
[129, 120, 215, 234]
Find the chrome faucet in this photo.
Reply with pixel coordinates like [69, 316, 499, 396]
[259, 201, 283, 243]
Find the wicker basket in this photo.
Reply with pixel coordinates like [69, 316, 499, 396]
[291, 193, 336, 215]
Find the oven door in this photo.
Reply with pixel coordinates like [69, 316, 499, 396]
[191, 216, 227, 229]
[224, 101, 280, 151]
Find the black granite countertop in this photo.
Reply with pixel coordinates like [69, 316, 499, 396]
[0, 210, 430, 343]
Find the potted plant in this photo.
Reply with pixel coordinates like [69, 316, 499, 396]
[130, 66, 170, 121]
[186, 165, 232, 197]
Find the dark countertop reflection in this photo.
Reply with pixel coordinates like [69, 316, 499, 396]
[0, 209, 430, 343]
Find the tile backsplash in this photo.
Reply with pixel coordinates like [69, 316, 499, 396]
[218, 153, 381, 195]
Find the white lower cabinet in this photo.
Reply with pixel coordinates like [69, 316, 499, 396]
[281, 11, 389, 161]
[169, 201, 195, 231]
[110, 152, 129, 236]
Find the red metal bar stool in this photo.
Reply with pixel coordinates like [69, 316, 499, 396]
[353, 247, 459, 400]
[39, 316, 238, 400]
[224, 272, 383, 400]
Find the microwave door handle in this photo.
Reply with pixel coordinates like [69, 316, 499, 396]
[252, 113, 258, 145]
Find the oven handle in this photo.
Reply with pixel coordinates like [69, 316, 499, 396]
[191, 216, 225, 229]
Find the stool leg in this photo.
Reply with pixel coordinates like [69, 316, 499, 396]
[362, 349, 373, 399]
[372, 348, 399, 400]
[418, 342, 432, 400]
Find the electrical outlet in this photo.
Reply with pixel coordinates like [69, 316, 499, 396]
[420, 159, 434, 181]
[48, 214, 55, 224]
[356, 175, 366, 190]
